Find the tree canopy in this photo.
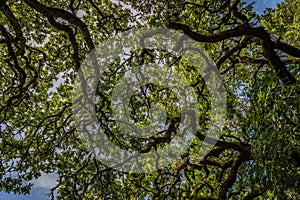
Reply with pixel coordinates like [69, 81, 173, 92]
[0, 0, 299, 199]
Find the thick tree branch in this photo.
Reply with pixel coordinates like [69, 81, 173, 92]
[274, 40, 300, 58]
[196, 131, 251, 155]
[169, 22, 297, 84]
[0, 0, 26, 54]
[23, 0, 95, 51]
[218, 154, 250, 200]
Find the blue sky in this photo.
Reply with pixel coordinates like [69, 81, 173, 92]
[245, 0, 283, 13]
[0, 188, 51, 200]
[0, 0, 284, 199]
[0, 173, 57, 200]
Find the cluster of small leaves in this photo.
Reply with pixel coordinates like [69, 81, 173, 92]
[248, 71, 299, 199]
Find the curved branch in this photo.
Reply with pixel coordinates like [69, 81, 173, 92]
[169, 22, 297, 84]
[23, 0, 95, 51]
[218, 154, 250, 200]
[0, 0, 26, 53]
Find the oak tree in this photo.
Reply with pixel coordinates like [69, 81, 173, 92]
[0, 0, 299, 199]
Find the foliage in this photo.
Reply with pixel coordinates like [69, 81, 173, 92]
[0, 0, 299, 199]
[249, 71, 300, 199]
